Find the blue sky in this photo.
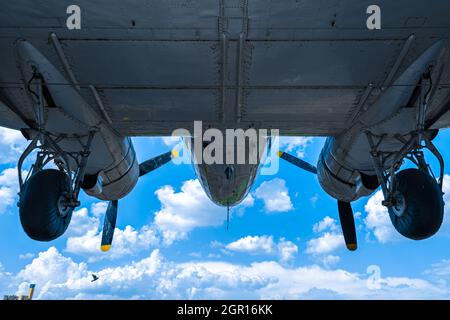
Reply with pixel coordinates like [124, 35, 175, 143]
[0, 128, 450, 299]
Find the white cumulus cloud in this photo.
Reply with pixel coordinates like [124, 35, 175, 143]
[321, 255, 341, 268]
[0, 128, 27, 163]
[153, 179, 225, 245]
[225, 235, 298, 263]
[16, 247, 90, 299]
[363, 190, 398, 243]
[313, 216, 339, 233]
[277, 238, 299, 263]
[226, 235, 276, 254]
[306, 233, 344, 256]
[254, 178, 293, 213]
[66, 179, 256, 259]
[6, 247, 449, 300]
[279, 137, 314, 159]
[161, 136, 182, 147]
[0, 263, 14, 298]
[0, 167, 21, 215]
[65, 203, 159, 262]
[306, 216, 344, 259]
[425, 259, 450, 279]
[19, 253, 35, 260]
[441, 175, 450, 234]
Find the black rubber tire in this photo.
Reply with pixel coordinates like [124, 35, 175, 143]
[19, 169, 73, 241]
[389, 168, 444, 240]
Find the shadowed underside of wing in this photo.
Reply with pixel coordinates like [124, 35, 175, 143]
[1, 0, 450, 135]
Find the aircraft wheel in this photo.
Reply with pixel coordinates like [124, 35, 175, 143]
[388, 168, 444, 240]
[19, 169, 73, 241]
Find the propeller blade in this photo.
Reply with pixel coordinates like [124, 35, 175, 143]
[100, 149, 179, 252]
[100, 200, 118, 252]
[278, 151, 317, 174]
[337, 201, 357, 251]
[139, 149, 179, 177]
[99, 149, 179, 252]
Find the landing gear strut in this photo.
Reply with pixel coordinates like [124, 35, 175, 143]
[17, 71, 95, 241]
[366, 75, 445, 240]
[18, 131, 94, 241]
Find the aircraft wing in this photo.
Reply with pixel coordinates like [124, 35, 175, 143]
[1, 0, 450, 136]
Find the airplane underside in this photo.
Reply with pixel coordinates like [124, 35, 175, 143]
[0, 1, 450, 251]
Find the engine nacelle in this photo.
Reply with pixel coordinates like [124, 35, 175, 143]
[82, 137, 139, 201]
[317, 137, 379, 203]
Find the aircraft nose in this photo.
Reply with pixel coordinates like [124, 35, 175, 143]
[205, 174, 251, 207]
